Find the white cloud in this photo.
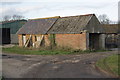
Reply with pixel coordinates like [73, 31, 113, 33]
[1, 2, 22, 5]
[0, 1, 119, 21]
[1, 0, 119, 2]
[0, 2, 45, 18]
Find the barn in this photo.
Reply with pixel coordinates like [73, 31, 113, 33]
[1, 19, 27, 44]
[17, 16, 60, 48]
[48, 14, 105, 50]
[17, 14, 105, 50]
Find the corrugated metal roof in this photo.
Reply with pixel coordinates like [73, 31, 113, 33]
[0, 20, 27, 34]
[48, 14, 93, 34]
[0, 19, 27, 24]
[101, 24, 118, 33]
[17, 17, 59, 34]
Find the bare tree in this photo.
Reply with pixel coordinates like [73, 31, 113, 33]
[3, 15, 11, 21]
[17, 15, 24, 20]
[12, 14, 24, 20]
[98, 14, 110, 24]
[13, 15, 17, 20]
[2, 14, 25, 21]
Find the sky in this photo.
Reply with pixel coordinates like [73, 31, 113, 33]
[0, 0, 119, 22]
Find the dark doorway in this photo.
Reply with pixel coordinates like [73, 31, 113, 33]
[0, 28, 10, 44]
[89, 33, 100, 50]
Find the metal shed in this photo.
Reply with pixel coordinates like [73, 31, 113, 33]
[0, 20, 27, 44]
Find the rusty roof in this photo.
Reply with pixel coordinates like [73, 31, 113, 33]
[101, 24, 118, 33]
[48, 14, 94, 34]
[17, 17, 59, 34]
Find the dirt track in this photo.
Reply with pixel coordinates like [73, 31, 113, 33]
[2, 51, 117, 78]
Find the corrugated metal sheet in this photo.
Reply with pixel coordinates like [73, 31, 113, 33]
[101, 24, 118, 33]
[48, 14, 93, 34]
[10, 34, 18, 44]
[1, 20, 27, 34]
[17, 17, 59, 34]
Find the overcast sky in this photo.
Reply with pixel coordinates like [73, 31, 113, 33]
[0, 0, 119, 22]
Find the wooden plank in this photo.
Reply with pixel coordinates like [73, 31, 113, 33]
[24, 35, 32, 47]
[33, 35, 44, 48]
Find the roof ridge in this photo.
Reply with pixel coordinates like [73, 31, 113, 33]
[81, 14, 94, 30]
[61, 14, 95, 18]
[30, 16, 60, 20]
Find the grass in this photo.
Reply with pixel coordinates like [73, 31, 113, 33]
[2, 46, 108, 55]
[96, 54, 120, 77]
[2, 46, 71, 55]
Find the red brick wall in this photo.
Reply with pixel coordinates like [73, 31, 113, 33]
[18, 33, 87, 50]
[18, 35, 23, 47]
[55, 33, 87, 50]
[44, 34, 51, 47]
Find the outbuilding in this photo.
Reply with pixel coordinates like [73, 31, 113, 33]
[101, 24, 119, 48]
[48, 14, 105, 50]
[1, 20, 27, 44]
[17, 14, 105, 50]
[17, 16, 60, 48]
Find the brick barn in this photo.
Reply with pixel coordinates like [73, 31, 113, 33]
[48, 14, 105, 50]
[17, 16, 60, 48]
[17, 14, 105, 50]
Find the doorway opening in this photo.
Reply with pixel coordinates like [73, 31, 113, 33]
[89, 33, 100, 50]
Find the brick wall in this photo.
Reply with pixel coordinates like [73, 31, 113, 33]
[18, 33, 87, 50]
[44, 34, 51, 47]
[18, 35, 23, 46]
[55, 33, 87, 50]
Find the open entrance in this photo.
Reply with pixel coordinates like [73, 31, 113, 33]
[89, 33, 100, 50]
[22, 35, 26, 45]
[22, 34, 33, 47]
[0, 28, 10, 44]
[105, 34, 118, 49]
